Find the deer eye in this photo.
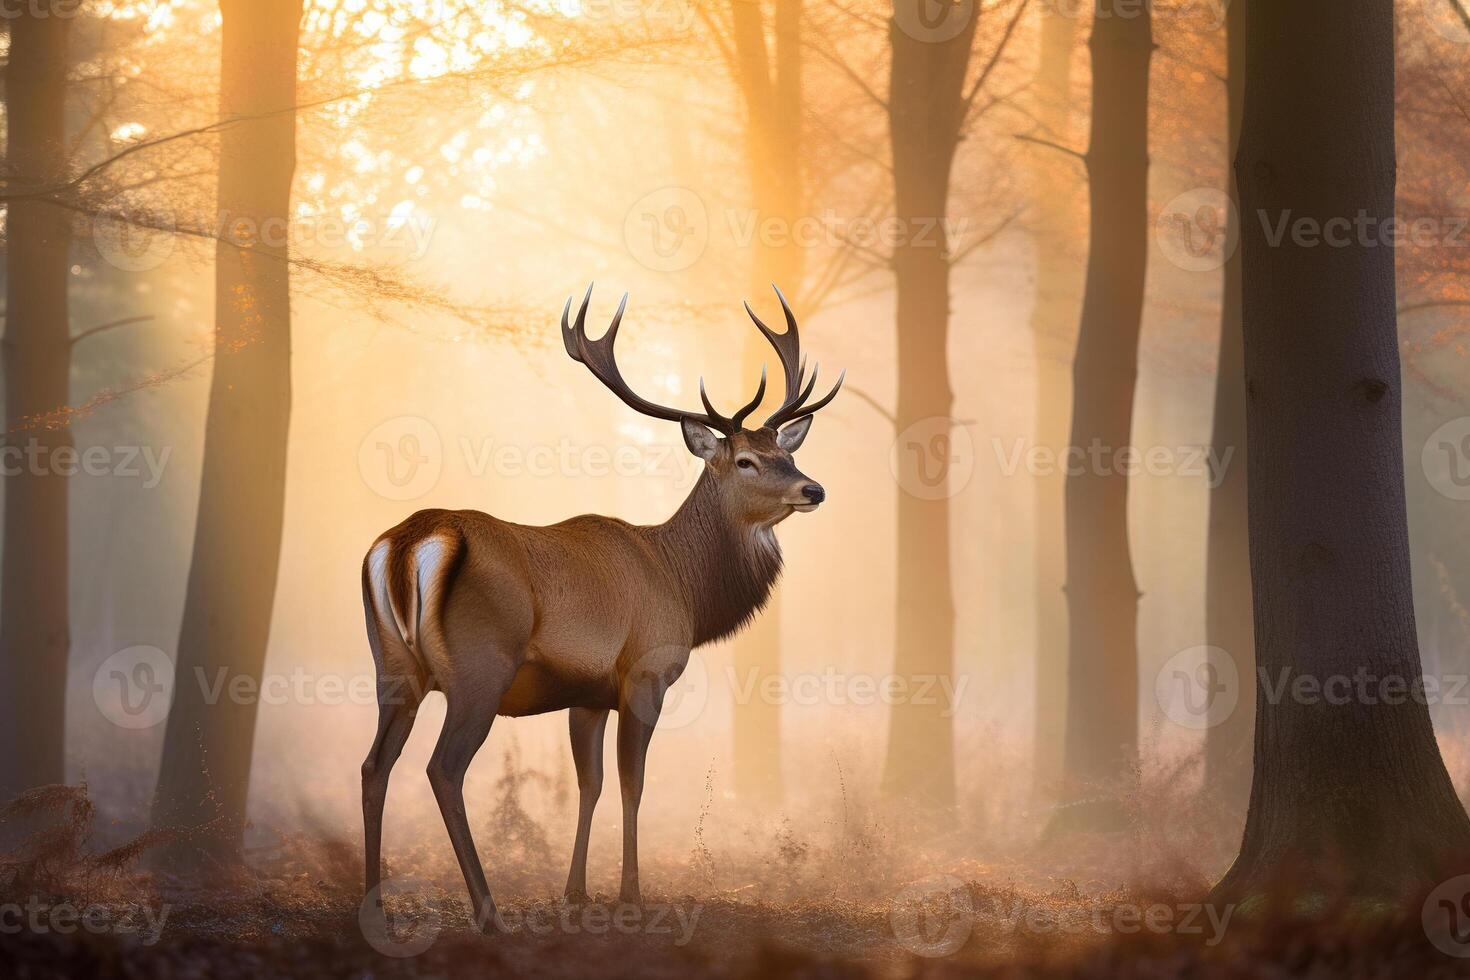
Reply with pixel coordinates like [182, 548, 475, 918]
[736, 457, 757, 471]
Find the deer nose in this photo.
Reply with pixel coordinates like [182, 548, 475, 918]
[802, 483, 826, 504]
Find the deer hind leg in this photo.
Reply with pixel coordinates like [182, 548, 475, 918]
[564, 706, 609, 903]
[362, 681, 422, 898]
[361, 552, 428, 903]
[427, 679, 511, 933]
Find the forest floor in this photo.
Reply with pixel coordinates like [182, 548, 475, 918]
[2, 782, 1468, 978]
[1, 865, 1466, 978]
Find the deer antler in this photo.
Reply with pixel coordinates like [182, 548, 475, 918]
[743, 285, 845, 429]
[564, 284, 842, 435]
[562, 285, 740, 435]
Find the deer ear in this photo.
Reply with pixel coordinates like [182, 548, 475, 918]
[776, 415, 813, 452]
[681, 419, 721, 461]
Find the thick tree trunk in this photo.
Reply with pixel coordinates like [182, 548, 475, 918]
[729, 0, 803, 290]
[728, 0, 803, 802]
[1059, 0, 1151, 806]
[1216, 0, 1470, 900]
[879, 0, 974, 809]
[1027, 7, 1079, 798]
[151, 0, 301, 863]
[1202, 0, 1253, 813]
[0, 13, 73, 802]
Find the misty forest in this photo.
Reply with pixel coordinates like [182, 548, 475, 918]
[5, 0, 1470, 976]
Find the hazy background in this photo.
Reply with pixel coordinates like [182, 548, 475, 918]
[19, 0, 1470, 903]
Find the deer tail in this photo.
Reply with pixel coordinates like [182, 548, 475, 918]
[362, 529, 465, 695]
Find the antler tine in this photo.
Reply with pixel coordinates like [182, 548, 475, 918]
[698, 378, 723, 422]
[798, 362, 820, 408]
[747, 285, 845, 428]
[767, 361, 811, 427]
[560, 284, 596, 362]
[729, 366, 767, 429]
[774, 284, 800, 334]
[769, 369, 846, 427]
[744, 295, 803, 399]
[561, 286, 736, 434]
[799, 368, 845, 417]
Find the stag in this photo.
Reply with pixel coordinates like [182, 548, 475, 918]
[361, 286, 842, 929]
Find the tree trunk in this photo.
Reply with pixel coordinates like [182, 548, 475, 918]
[728, 0, 803, 802]
[1202, 0, 1253, 814]
[1059, 0, 1151, 808]
[879, 0, 974, 809]
[151, 0, 301, 863]
[1215, 0, 1470, 900]
[1026, 6, 1079, 799]
[0, 12, 73, 803]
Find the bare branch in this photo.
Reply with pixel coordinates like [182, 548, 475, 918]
[949, 207, 1022, 265]
[10, 350, 215, 434]
[808, 110, 893, 174]
[1400, 298, 1470, 316]
[802, 37, 888, 113]
[821, 0, 888, 33]
[2, 30, 683, 203]
[1013, 132, 1086, 164]
[961, 0, 1030, 123]
[845, 384, 897, 427]
[69, 315, 155, 347]
[695, 3, 739, 75]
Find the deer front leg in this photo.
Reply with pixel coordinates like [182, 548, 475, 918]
[615, 673, 666, 906]
[565, 706, 609, 904]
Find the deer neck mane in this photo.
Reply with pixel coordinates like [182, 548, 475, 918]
[650, 468, 783, 647]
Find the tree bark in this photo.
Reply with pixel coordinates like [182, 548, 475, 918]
[1059, 0, 1151, 805]
[1202, 0, 1253, 814]
[879, 0, 974, 809]
[151, 0, 301, 863]
[0, 12, 73, 802]
[728, 0, 803, 802]
[1026, 6, 1079, 799]
[1215, 0, 1470, 900]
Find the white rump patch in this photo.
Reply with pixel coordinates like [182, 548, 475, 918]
[409, 535, 453, 649]
[367, 539, 404, 633]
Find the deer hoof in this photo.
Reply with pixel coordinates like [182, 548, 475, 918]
[563, 889, 591, 906]
[472, 904, 508, 935]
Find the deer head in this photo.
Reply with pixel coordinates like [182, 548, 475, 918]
[562, 285, 843, 526]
